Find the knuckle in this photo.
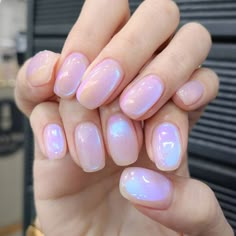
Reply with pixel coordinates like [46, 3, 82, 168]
[29, 104, 42, 129]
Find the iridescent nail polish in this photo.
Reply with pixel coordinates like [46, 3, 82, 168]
[54, 53, 89, 98]
[120, 167, 173, 209]
[152, 123, 181, 171]
[43, 124, 65, 160]
[75, 122, 105, 172]
[176, 80, 204, 106]
[27, 50, 58, 86]
[77, 59, 123, 109]
[107, 114, 138, 166]
[120, 75, 164, 118]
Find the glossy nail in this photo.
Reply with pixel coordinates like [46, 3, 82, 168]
[27, 50, 59, 86]
[120, 75, 164, 119]
[107, 114, 138, 166]
[43, 124, 65, 160]
[152, 123, 181, 171]
[176, 80, 204, 106]
[54, 53, 89, 98]
[75, 122, 105, 172]
[120, 167, 173, 209]
[77, 59, 123, 109]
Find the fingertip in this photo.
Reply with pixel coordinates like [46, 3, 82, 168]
[30, 102, 67, 160]
[119, 167, 173, 210]
[27, 50, 59, 87]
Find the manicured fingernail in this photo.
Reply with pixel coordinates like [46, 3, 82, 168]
[120, 75, 163, 119]
[107, 114, 139, 166]
[176, 80, 204, 106]
[120, 167, 173, 209]
[152, 123, 181, 171]
[43, 124, 66, 160]
[54, 53, 89, 98]
[27, 50, 59, 86]
[75, 122, 105, 172]
[77, 59, 123, 109]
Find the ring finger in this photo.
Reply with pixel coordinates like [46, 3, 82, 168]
[76, 0, 180, 109]
[120, 22, 212, 120]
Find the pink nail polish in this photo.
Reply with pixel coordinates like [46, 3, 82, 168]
[120, 75, 164, 119]
[120, 167, 173, 209]
[27, 50, 58, 86]
[75, 122, 105, 172]
[152, 123, 181, 171]
[176, 80, 204, 106]
[107, 114, 139, 166]
[54, 53, 89, 98]
[43, 124, 66, 160]
[77, 59, 123, 109]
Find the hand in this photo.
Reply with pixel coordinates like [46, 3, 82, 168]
[15, 0, 233, 235]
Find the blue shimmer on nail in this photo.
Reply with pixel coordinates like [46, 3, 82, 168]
[124, 171, 169, 201]
[154, 123, 181, 169]
[109, 116, 130, 138]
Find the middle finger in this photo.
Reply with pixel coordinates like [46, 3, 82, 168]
[77, 0, 180, 109]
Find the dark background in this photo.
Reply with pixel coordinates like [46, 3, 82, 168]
[24, 0, 236, 234]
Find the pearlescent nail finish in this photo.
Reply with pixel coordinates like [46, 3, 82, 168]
[44, 124, 65, 160]
[120, 167, 172, 209]
[176, 80, 204, 105]
[152, 123, 181, 171]
[77, 59, 123, 109]
[107, 114, 138, 166]
[54, 53, 89, 98]
[120, 75, 163, 118]
[27, 50, 59, 86]
[75, 122, 105, 172]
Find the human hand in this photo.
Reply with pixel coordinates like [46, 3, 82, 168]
[15, 0, 233, 235]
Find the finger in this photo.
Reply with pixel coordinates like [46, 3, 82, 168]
[30, 102, 97, 233]
[99, 99, 143, 166]
[15, 51, 60, 116]
[77, 0, 180, 109]
[30, 102, 67, 160]
[145, 101, 188, 172]
[120, 167, 234, 236]
[54, 0, 130, 98]
[59, 99, 105, 172]
[120, 22, 212, 120]
[173, 67, 219, 111]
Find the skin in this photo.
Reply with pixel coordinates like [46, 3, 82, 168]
[15, 0, 233, 235]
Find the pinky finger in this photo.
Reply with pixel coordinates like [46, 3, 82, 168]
[173, 67, 219, 111]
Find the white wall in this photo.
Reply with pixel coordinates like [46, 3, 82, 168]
[0, 0, 26, 47]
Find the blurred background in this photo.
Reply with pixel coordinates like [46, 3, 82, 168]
[0, 0, 235, 236]
[0, 0, 26, 235]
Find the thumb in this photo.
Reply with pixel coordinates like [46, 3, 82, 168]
[120, 167, 233, 236]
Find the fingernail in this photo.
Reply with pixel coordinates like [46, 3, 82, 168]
[176, 80, 204, 106]
[152, 123, 181, 171]
[120, 167, 173, 209]
[27, 50, 59, 86]
[54, 53, 89, 98]
[107, 114, 139, 166]
[120, 75, 163, 119]
[77, 59, 123, 109]
[43, 124, 66, 160]
[75, 122, 105, 172]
